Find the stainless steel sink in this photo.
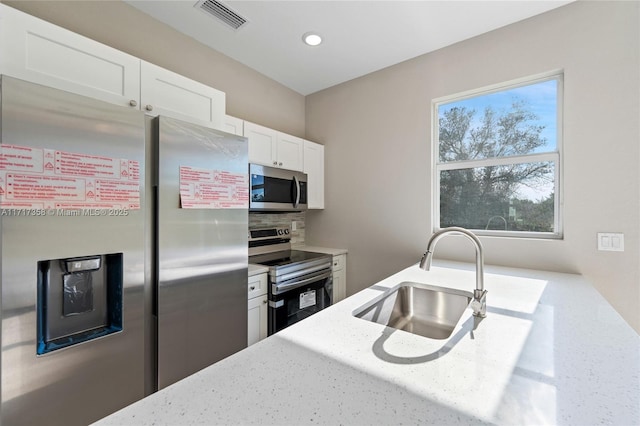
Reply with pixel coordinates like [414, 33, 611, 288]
[353, 282, 473, 340]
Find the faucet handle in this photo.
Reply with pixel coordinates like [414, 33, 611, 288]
[470, 290, 487, 318]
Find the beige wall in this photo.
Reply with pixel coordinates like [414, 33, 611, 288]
[3, 1, 638, 332]
[2, 0, 306, 137]
[306, 1, 640, 333]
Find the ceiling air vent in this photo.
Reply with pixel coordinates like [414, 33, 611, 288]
[195, 0, 248, 31]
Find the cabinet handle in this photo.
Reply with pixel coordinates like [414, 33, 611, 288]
[263, 300, 267, 304]
[279, 162, 283, 166]
[249, 286, 256, 291]
[145, 105, 154, 112]
[129, 100, 138, 107]
[273, 161, 278, 166]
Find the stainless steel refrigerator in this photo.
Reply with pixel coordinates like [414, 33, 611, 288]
[0, 76, 249, 423]
[152, 116, 248, 390]
[0, 76, 146, 425]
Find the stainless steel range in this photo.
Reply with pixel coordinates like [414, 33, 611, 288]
[249, 226, 332, 334]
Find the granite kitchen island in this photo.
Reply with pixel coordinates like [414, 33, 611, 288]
[95, 260, 640, 425]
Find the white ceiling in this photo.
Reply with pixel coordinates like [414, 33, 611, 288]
[125, 0, 573, 95]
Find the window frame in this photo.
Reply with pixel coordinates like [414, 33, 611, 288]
[432, 71, 564, 239]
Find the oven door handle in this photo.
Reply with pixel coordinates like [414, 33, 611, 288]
[272, 269, 332, 295]
[292, 175, 300, 208]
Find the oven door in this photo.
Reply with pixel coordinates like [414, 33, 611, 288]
[249, 164, 308, 211]
[268, 270, 332, 335]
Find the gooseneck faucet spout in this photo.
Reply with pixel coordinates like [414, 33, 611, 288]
[419, 227, 487, 317]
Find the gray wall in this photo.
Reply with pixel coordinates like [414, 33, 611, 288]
[3, 0, 306, 138]
[305, 1, 640, 333]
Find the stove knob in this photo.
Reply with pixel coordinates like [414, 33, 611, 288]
[284, 229, 290, 235]
[277, 229, 283, 235]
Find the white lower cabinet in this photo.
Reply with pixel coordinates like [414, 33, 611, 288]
[332, 254, 347, 303]
[248, 273, 268, 346]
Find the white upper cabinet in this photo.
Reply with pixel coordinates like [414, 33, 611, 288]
[244, 121, 303, 172]
[245, 121, 278, 167]
[303, 140, 325, 209]
[0, 4, 226, 129]
[140, 61, 225, 130]
[0, 3, 140, 108]
[223, 115, 244, 136]
[276, 133, 304, 172]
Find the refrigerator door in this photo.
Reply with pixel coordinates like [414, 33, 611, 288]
[0, 77, 146, 425]
[156, 116, 248, 390]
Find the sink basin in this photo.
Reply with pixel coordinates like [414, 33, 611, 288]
[353, 282, 473, 340]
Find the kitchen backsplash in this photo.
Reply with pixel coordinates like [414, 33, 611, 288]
[249, 212, 306, 246]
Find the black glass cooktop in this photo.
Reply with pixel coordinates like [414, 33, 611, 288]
[249, 250, 329, 268]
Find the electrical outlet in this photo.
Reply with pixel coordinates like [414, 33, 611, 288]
[291, 221, 297, 231]
[597, 233, 624, 252]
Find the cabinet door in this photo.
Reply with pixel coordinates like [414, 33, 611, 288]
[248, 273, 268, 299]
[245, 121, 277, 167]
[332, 254, 347, 303]
[276, 133, 304, 172]
[248, 295, 268, 346]
[223, 115, 244, 136]
[332, 268, 346, 303]
[303, 140, 325, 209]
[140, 61, 225, 129]
[0, 4, 140, 108]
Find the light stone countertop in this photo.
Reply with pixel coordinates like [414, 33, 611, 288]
[248, 263, 269, 277]
[95, 260, 640, 425]
[294, 245, 348, 256]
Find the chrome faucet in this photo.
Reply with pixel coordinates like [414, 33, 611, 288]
[419, 227, 487, 317]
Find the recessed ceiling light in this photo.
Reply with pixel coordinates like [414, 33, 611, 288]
[302, 32, 322, 46]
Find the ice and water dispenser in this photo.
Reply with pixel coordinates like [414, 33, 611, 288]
[37, 253, 123, 354]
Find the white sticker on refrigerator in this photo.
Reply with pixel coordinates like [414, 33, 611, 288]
[179, 166, 249, 209]
[299, 290, 317, 309]
[0, 143, 140, 209]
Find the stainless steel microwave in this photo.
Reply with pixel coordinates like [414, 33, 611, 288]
[249, 164, 308, 211]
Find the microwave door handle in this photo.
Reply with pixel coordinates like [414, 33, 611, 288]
[292, 175, 300, 208]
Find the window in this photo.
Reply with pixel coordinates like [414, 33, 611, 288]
[433, 72, 562, 238]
